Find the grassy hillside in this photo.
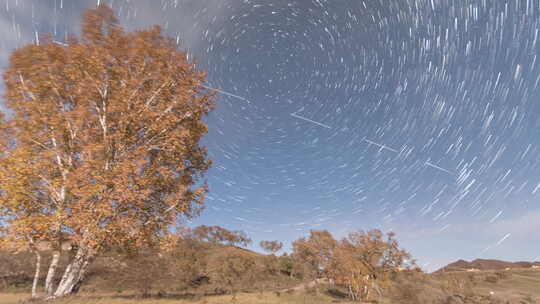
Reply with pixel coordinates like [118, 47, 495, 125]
[434, 268, 540, 303]
[436, 259, 540, 273]
[4, 267, 540, 303]
[0, 244, 303, 299]
[4, 242, 540, 303]
[0, 292, 341, 304]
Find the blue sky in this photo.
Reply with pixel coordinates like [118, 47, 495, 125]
[2, 0, 540, 272]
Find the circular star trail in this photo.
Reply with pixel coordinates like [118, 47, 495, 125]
[193, 0, 540, 235]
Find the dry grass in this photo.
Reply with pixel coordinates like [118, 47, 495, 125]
[0, 291, 345, 304]
[0, 293, 28, 304]
[469, 268, 540, 302]
[435, 268, 540, 303]
[4, 268, 540, 304]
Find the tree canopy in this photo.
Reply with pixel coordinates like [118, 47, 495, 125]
[259, 240, 283, 254]
[192, 225, 252, 248]
[0, 4, 215, 298]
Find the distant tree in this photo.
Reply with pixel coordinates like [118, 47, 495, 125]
[278, 253, 295, 277]
[259, 240, 283, 255]
[208, 250, 258, 299]
[256, 240, 283, 291]
[328, 230, 412, 301]
[292, 230, 337, 280]
[0, 4, 214, 298]
[192, 225, 252, 248]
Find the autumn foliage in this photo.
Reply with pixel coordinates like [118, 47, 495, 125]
[292, 229, 412, 301]
[327, 230, 412, 301]
[260, 240, 283, 255]
[292, 230, 338, 280]
[0, 224, 416, 302]
[0, 4, 214, 298]
[191, 225, 252, 248]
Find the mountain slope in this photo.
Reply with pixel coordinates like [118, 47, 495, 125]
[436, 259, 540, 272]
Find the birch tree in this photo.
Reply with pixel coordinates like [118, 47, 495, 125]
[0, 4, 215, 298]
[292, 230, 337, 280]
[328, 230, 412, 301]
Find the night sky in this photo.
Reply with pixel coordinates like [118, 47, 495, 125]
[2, 0, 540, 272]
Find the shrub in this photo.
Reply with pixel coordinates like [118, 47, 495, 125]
[484, 275, 498, 283]
[392, 281, 425, 304]
[441, 274, 475, 297]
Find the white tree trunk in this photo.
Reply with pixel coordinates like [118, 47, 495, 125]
[31, 250, 42, 298]
[53, 248, 93, 297]
[348, 285, 355, 301]
[45, 250, 61, 296]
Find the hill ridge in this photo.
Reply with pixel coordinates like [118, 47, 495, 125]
[436, 258, 540, 273]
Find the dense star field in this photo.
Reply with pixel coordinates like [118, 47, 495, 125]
[1, 0, 540, 271]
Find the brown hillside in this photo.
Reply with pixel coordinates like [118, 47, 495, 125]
[0, 243, 299, 296]
[436, 258, 540, 272]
